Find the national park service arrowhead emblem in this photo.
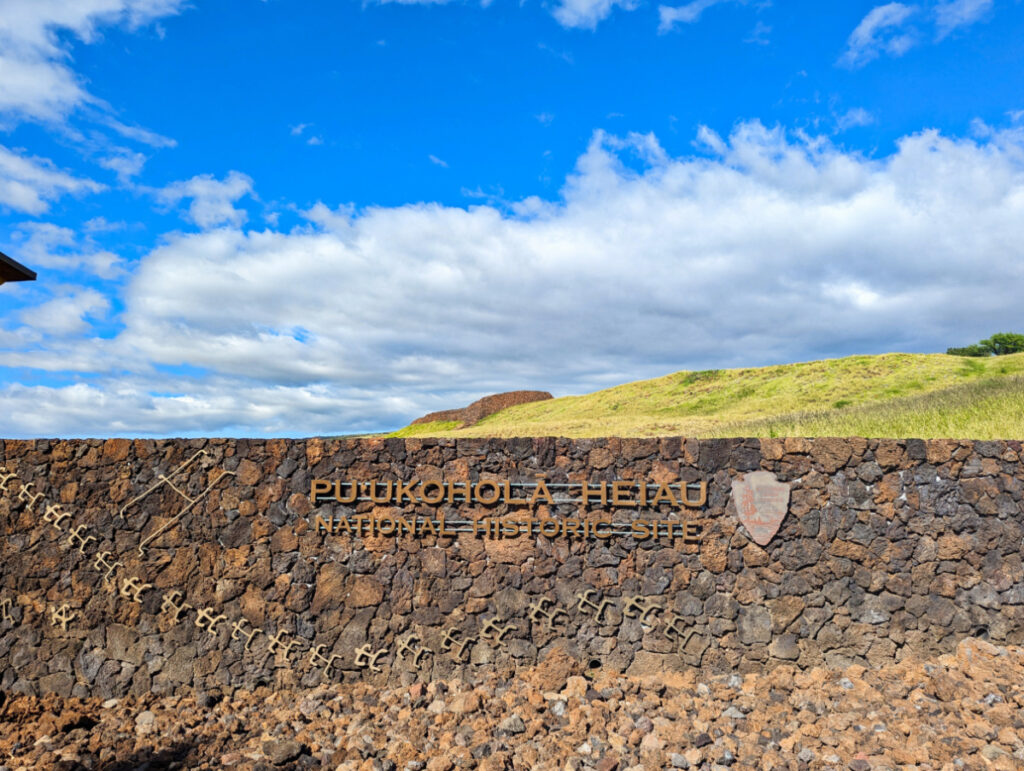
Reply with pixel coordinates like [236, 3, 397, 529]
[732, 471, 790, 546]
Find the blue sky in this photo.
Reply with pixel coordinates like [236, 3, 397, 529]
[0, 0, 1022, 437]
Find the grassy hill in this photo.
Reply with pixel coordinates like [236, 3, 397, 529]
[390, 352, 1024, 439]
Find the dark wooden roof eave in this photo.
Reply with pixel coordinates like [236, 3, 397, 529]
[0, 250, 36, 284]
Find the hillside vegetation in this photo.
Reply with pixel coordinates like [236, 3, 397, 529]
[390, 352, 1024, 439]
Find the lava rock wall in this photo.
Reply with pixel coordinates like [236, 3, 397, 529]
[0, 436, 1021, 699]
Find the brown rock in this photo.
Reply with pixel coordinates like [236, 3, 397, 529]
[449, 690, 481, 714]
[810, 438, 853, 473]
[311, 563, 348, 614]
[699, 538, 728, 573]
[347, 576, 384, 608]
[102, 439, 132, 463]
[528, 646, 581, 692]
[411, 390, 553, 427]
[237, 459, 262, 486]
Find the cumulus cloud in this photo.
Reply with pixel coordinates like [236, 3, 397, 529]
[4, 120, 1024, 437]
[19, 286, 110, 336]
[934, 0, 993, 38]
[11, 221, 124, 278]
[0, 0, 188, 122]
[0, 145, 104, 214]
[839, 3, 917, 68]
[154, 171, 255, 229]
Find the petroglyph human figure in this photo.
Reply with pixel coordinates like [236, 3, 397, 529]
[119, 576, 152, 603]
[160, 591, 192, 621]
[66, 525, 97, 555]
[480, 617, 517, 643]
[623, 595, 662, 623]
[662, 613, 697, 650]
[230, 618, 261, 651]
[93, 552, 123, 585]
[309, 644, 343, 678]
[527, 597, 568, 630]
[0, 467, 16, 493]
[440, 627, 476, 661]
[397, 634, 432, 669]
[43, 503, 72, 531]
[50, 604, 76, 631]
[17, 482, 44, 509]
[0, 597, 13, 625]
[194, 607, 227, 638]
[576, 589, 614, 623]
[354, 644, 388, 673]
[266, 629, 300, 662]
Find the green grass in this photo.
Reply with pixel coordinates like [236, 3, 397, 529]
[387, 352, 1024, 439]
[388, 420, 463, 438]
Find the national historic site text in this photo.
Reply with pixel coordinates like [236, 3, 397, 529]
[310, 477, 706, 544]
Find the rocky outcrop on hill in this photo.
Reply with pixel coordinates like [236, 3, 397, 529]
[411, 391, 553, 427]
[1, 637, 1022, 770]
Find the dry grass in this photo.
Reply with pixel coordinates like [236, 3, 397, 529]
[388, 352, 1024, 439]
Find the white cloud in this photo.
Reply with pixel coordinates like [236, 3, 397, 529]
[658, 0, 731, 32]
[99, 147, 148, 182]
[934, 0, 992, 38]
[744, 20, 771, 44]
[839, 3, 917, 68]
[154, 171, 255, 229]
[837, 107, 876, 131]
[0, 145, 104, 214]
[552, 0, 639, 30]
[83, 216, 126, 233]
[428, 154, 449, 168]
[290, 123, 311, 136]
[11, 221, 124, 278]
[0, 0, 188, 123]
[5, 120, 1024, 436]
[19, 286, 109, 336]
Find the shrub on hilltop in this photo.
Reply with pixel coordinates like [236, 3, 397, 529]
[947, 332, 1024, 357]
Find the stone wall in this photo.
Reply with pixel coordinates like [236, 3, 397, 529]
[0, 436, 1021, 700]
